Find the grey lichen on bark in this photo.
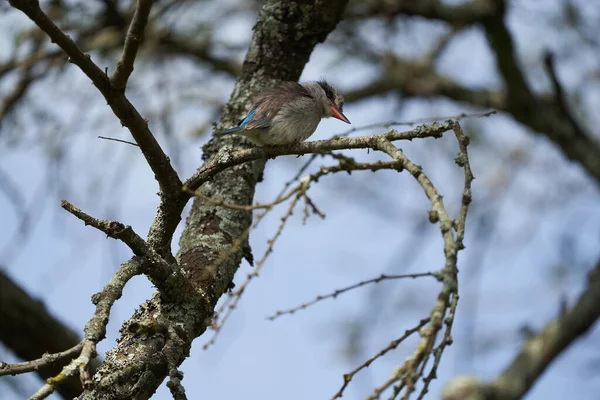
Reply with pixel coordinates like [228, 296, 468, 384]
[78, 1, 349, 399]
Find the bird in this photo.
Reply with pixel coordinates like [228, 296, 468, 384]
[216, 80, 350, 145]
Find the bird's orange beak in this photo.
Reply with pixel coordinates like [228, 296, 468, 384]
[329, 104, 350, 124]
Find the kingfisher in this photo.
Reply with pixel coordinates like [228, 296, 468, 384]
[216, 80, 350, 145]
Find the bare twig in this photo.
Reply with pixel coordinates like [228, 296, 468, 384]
[452, 122, 473, 243]
[60, 200, 192, 301]
[61, 200, 151, 256]
[110, 0, 153, 89]
[332, 318, 431, 400]
[205, 155, 418, 346]
[8, 0, 183, 198]
[0, 343, 83, 377]
[0, 67, 38, 121]
[29, 340, 97, 400]
[268, 273, 439, 321]
[98, 135, 140, 147]
[203, 191, 304, 349]
[443, 258, 600, 400]
[183, 184, 303, 212]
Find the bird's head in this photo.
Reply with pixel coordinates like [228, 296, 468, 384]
[305, 80, 350, 124]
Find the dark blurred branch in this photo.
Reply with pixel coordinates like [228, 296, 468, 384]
[346, 0, 498, 26]
[0, 269, 98, 400]
[344, 0, 600, 185]
[543, 51, 587, 137]
[110, 0, 153, 89]
[158, 34, 241, 76]
[344, 56, 505, 109]
[443, 258, 600, 400]
[0, 68, 34, 122]
[479, 0, 600, 182]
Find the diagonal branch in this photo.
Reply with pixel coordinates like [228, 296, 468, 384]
[60, 200, 193, 302]
[23, 258, 143, 399]
[8, 0, 182, 198]
[479, 0, 600, 183]
[61, 200, 156, 259]
[0, 269, 99, 400]
[110, 0, 153, 89]
[345, 0, 600, 185]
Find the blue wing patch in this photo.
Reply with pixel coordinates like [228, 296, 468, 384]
[244, 117, 272, 130]
[239, 109, 257, 128]
[220, 109, 272, 136]
[238, 109, 272, 130]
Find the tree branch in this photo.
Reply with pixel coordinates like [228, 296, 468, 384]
[157, 33, 241, 77]
[346, 0, 497, 26]
[184, 121, 453, 191]
[8, 0, 183, 199]
[0, 343, 83, 377]
[60, 200, 193, 302]
[110, 0, 153, 89]
[0, 269, 101, 399]
[443, 258, 600, 400]
[344, 0, 600, 185]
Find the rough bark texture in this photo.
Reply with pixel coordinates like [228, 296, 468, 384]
[78, 1, 348, 398]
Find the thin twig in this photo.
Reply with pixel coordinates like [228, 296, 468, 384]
[60, 200, 192, 301]
[268, 273, 439, 320]
[332, 318, 430, 400]
[61, 200, 151, 256]
[29, 340, 97, 400]
[110, 0, 153, 89]
[9, 0, 183, 197]
[205, 158, 411, 346]
[98, 136, 140, 147]
[203, 191, 304, 349]
[543, 51, 587, 138]
[0, 343, 84, 377]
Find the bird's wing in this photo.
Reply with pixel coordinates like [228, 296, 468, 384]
[242, 82, 312, 130]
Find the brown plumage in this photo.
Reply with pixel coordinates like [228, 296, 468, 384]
[217, 80, 350, 145]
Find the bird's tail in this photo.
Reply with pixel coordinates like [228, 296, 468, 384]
[215, 126, 243, 136]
